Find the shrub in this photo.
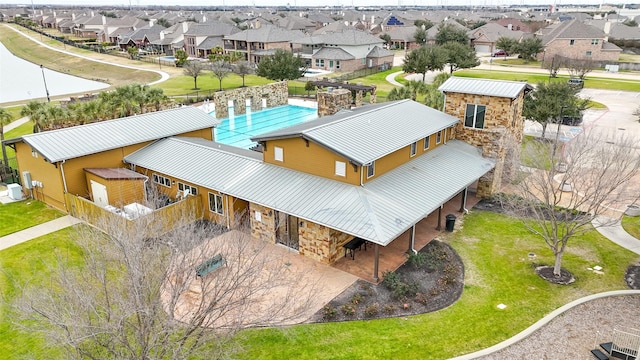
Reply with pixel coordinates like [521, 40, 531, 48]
[407, 251, 428, 268]
[382, 271, 401, 290]
[424, 243, 449, 272]
[383, 304, 397, 314]
[415, 292, 430, 304]
[383, 271, 418, 300]
[340, 303, 356, 316]
[364, 303, 380, 317]
[322, 304, 337, 320]
[350, 293, 364, 305]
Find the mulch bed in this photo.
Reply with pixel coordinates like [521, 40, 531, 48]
[309, 240, 464, 323]
[535, 265, 576, 285]
[625, 265, 640, 289]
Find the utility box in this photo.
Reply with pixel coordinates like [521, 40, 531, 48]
[6, 183, 22, 200]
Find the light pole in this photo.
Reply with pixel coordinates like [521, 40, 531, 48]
[40, 64, 50, 102]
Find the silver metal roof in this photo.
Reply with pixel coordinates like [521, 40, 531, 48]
[124, 137, 494, 246]
[438, 77, 532, 99]
[19, 107, 218, 163]
[252, 100, 459, 165]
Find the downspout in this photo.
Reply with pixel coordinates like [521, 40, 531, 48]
[60, 160, 68, 193]
[225, 195, 231, 229]
[360, 164, 364, 186]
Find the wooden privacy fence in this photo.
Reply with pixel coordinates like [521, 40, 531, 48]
[65, 193, 203, 238]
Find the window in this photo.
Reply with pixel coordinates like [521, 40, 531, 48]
[178, 182, 198, 196]
[591, 39, 599, 45]
[335, 161, 346, 177]
[464, 104, 487, 129]
[152, 173, 171, 187]
[586, 51, 592, 56]
[436, 131, 442, 144]
[208, 193, 224, 215]
[423, 135, 430, 150]
[410, 142, 417, 157]
[570, 39, 575, 45]
[274, 146, 283, 162]
[336, 60, 340, 69]
[315, 59, 324, 67]
[367, 161, 375, 178]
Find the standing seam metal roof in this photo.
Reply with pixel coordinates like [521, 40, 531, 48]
[252, 100, 460, 165]
[124, 137, 494, 245]
[18, 107, 218, 163]
[438, 77, 531, 99]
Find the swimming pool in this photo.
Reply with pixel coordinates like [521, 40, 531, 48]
[212, 105, 318, 149]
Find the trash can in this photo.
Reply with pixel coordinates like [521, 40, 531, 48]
[445, 214, 456, 232]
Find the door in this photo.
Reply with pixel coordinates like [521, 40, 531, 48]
[275, 211, 299, 250]
[90, 180, 109, 208]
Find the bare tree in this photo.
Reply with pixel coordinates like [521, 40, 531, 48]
[566, 57, 596, 79]
[232, 61, 253, 88]
[11, 196, 317, 359]
[183, 60, 207, 90]
[542, 55, 564, 78]
[210, 60, 231, 91]
[502, 129, 640, 278]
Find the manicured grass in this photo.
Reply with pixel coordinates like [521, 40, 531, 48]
[0, 200, 64, 237]
[237, 211, 636, 359]
[621, 216, 640, 240]
[3, 121, 33, 159]
[0, 25, 159, 90]
[587, 100, 607, 109]
[0, 227, 83, 358]
[0, 106, 22, 122]
[487, 58, 542, 67]
[155, 73, 274, 96]
[455, 69, 640, 92]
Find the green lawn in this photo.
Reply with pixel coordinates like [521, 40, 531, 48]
[0, 200, 64, 237]
[622, 216, 640, 240]
[0, 211, 635, 359]
[237, 211, 636, 359]
[155, 73, 274, 96]
[0, 227, 82, 358]
[455, 69, 640, 92]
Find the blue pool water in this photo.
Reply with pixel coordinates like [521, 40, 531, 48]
[212, 105, 318, 149]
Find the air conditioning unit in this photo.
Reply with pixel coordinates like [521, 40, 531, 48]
[22, 171, 33, 190]
[6, 184, 22, 200]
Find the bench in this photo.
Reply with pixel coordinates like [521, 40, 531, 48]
[343, 237, 367, 260]
[195, 254, 226, 278]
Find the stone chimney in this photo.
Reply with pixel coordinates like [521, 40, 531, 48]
[102, 15, 106, 25]
[317, 88, 352, 117]
[159, 30, 164, 40]
[182, 21, 188, 32]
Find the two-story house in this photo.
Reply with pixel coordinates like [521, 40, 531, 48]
[183, 21, 240, 58]
[538, 19, 622, 62]
[293, 29, 393, 71]
[223, 25, 304, 64]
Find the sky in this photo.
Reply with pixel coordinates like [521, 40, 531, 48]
[0, 0, 635, 7]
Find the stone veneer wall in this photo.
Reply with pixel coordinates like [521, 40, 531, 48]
[444, 91, 525, 198]
[298, 219, 353, 264]
[250, 203, 276, 244]
[212, 81, 288, 119]
[317, 88, 352, 117]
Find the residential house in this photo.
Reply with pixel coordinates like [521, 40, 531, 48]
[491, 17, 536, 33]
[223, 24, 304, 64]
[426, 19, 468, 45]
[4, 107, 218, 211]
[118, 24, 166, 51]
[384, 26, 422, 50]
[538, 19, 621, 62]
[294, 29, 392, 71]
[183, 21, 240, 58]
[469, 22, 526, 54]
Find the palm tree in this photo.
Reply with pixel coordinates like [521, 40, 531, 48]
[20, 101, 45, 132]
[144, 87, 168, 111]
[0, 108, 13, 170]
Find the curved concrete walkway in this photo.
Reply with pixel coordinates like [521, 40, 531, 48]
[3, 24, 170, 86]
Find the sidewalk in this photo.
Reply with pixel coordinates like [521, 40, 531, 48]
[4, 116, 30, 133]
[593, 215, 640, 255]
[0, 215, 82, 251]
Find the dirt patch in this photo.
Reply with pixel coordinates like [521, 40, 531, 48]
[535, 265, 576, 285]
[309, 240, 464, 322]
[625, 264, 640, 289]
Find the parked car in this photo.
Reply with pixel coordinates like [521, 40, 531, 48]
[492, 50, 509, 57]
[561, 113, 584, 126]
[568, 77, 584, 89]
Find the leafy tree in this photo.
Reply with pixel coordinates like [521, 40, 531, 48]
[231, 17, 243, 25]
[469, 21, 487, 30]
[156, 18, 171, 28]
[126, 45, 139, 60]
[566, 57, 596, 79]
[0, 108, 13, 169]
[402, 45, 448, 82]
[304, 81, 316, 97]
[435, 23, 469, 45]
[623, 19, 638, 27]
[175, 49, 188, 67]
[514, 37, 543, 63]
[504, 130, 640, 278]
[523, 82, 590, 139]
[256, 49, 306, 81]
[414, 19, 433, 30]
[379, 33, 392, 47]
[211, 60, 231, 91]
[495, 36, 518, 56]
[442, 41, 479, 74]
[413, 28, 427, 45]
[183, 60, 207, 90]
[208, 46, 225, 62]
[233, 61, 253, 87]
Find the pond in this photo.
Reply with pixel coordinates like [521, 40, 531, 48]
[0, 42, 110, 104]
